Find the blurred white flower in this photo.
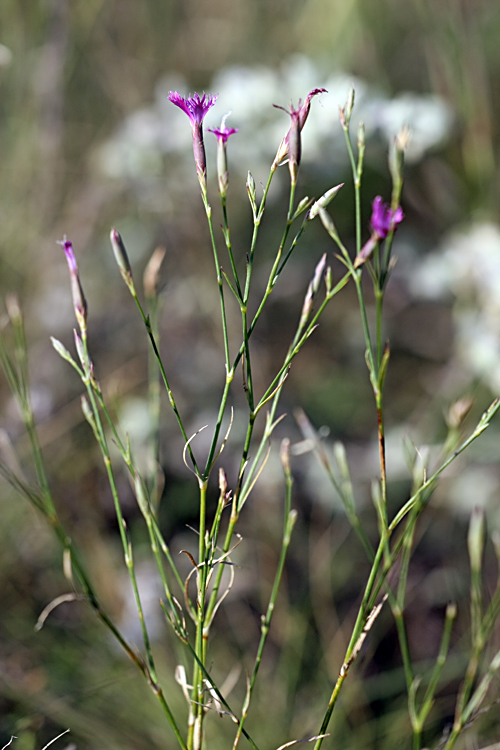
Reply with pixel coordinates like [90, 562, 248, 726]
[371, 93, 454, 163]
[0, 43, 12, 67]
[411, 223, 500, 390]
[95, 55, 453, 185]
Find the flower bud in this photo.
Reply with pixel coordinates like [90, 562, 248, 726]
[299, 254, 326, 329]
[468, 507, 485, 574]
[288, 106, 301, 186]
[273, 88, 326, 169]
[357, 121, 365, 151]
[110, 228, 136, 294]
[51, 337, 75, 366]
[59, 239, 87, 335]
[308, 183, 344, 220]
[208, 114, 238, 199]
[247, 171, 257, 215]
[143, 246, 166, 299]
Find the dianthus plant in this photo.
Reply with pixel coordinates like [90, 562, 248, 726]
[1, 86, 500, 750]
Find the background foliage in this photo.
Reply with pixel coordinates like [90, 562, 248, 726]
[1, 1, 500, 748]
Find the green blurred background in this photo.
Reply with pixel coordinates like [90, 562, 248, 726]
[2, 0, 500, 748]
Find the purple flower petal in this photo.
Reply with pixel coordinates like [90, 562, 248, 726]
[168, 91, 218, 189]
[208, 125, 238, 144]
[370, 196, 404, 239]
[168, 91, 218, 126]
[273, 88, 327, 167]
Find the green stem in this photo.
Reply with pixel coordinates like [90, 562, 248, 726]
[131, 292, 200, 475]
[221, 197, 243, 300]
[233, 502, 297, 749]
[146, 290, 162, 511]
[190, 480, 209, 749]
[203, 194, 231, 373]
[203, 168, 277, 480]
[81, 337, 186, 749]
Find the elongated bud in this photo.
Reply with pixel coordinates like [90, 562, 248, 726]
[59, 239, 87, 335]
[468, 507, 485, 574]
[143, 246, 166, 299]
[135, 473, 150, 517]
[308, 183, 344, 220]
[357, 121, 365, 151]
[325, 266, 332, 293]
[208, 114, 238, 199]
[81, 395, 98, 438]
[300, 282, 315, 330]
[311, 253, 327, 295]
[51, 336, 76, 367]
[446, 601, 457, 620]
[446, 396, 473, 430]
[288, 107, 301, 186]
[73, 328, 86, 367]
[247, 171, 257, 215]
[273, 88, 326, 169]
[389, 125, 409, 200]
[354, 235, 378, 269]
[5, 294, 21, 323]
[216, 139, 229, 197]
[219, 467, 227, 497]
[292, 196, 313, 221]
[339, 88, 355, 129]
[319, 208, 339, 242]
[280, 437, 291, 476]
[110, 228, 136, 295]
[299, 254, 326, 329]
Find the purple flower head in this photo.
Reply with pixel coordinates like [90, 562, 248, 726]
[297, 88, 328, 130]
[168, 91, 218, 126]
[208, 113, 238, 198]
[273, 88, 327, 169]
[208, 124, 238, 144]
[168, 91, 218, 190]
[208, 112, 238, 145]
[370, 196, 404, 239]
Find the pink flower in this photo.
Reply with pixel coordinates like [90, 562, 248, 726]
[370, 196, 404, 240]
[273, 88, 327, 168]
[208, 122, 238, 144]
[168, 91, 218, 126]
[354, 197, 404, 269]
[208, 114, 238, 197]
[168, 91, 218, 189]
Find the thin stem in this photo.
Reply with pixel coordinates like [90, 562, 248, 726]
[341, 123, 363, 253]
[203, 194, 231, 373]
[190, 480, 209, 750]
[81, 336, 186, 749]
[203, 167, 276, 479]
[233, 504, 297, 748]
[131, 292, 200, 476]
[221, 197, 243, 300]
[146, 290, 162, 511]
